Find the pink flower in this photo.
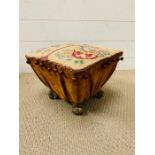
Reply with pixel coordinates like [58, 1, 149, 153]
[72, 50, 98, 59]
[76, 51, 81, 55]
[86, 53, 93, 58]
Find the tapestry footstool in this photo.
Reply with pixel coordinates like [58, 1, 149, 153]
[25, 43, 123, 115]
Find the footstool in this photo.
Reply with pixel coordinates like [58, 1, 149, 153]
[25, 43, 123, 115]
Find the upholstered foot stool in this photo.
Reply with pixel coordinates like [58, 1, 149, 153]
[25, 43, 123, 115]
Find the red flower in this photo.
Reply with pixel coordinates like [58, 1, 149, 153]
[72, 50, 98, 59]
[76, 51, 81, 55]
[86, 53, 93, 58]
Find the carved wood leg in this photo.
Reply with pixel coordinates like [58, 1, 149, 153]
[93, 90, 104, 98]
[72, 104, 84, 115]
[48, 90, 60, 99]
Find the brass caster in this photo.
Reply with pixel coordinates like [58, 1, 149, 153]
[48, 91, 59, 99]
[93, 90, 104, 98]
[72, 106, 83, 115]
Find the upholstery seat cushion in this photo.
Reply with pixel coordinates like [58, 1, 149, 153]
[26, 43, 122, 70]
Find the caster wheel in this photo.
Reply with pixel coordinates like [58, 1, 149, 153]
[93, 90, 104, 98]
[72, 107, 83, 115]
[48, 91, 59, 99]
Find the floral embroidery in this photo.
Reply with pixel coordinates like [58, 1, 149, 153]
[74, 60, 84, 64]
[72, 50, 98, 59]
[36, 44, 113, 65]
[27, 43, 120, 70]
[98, 50, 111, 57]
[55, 50, 72, 61]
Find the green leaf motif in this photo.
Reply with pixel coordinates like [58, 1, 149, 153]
[74, 60, 84, 64]
[80, 60, 84, 64]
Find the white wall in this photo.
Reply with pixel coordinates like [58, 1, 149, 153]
[19, 0, 134, 72]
